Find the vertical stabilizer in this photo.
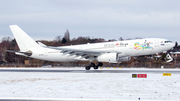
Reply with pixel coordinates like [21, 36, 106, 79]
[9, 25, 40, 51]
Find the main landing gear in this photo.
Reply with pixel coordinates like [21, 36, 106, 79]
[85, 62, 103, 70]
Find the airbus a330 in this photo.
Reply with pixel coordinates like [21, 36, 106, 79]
[7, 25, 175, 70]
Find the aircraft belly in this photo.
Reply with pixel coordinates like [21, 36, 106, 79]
[32, 52, 76, 62]
[51, 53, 76, 62]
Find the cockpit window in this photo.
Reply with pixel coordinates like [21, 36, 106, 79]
[164, 41, 172, 43]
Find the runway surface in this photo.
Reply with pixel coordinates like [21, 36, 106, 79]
[0, 68, 180, 74]
[0, 98, 131, 101]
[0, 98, 109, 101]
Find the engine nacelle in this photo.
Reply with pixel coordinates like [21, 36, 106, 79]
[97, 53, 118, 63]
[97, 53, 131, 63]
[118, 56, 131, 62]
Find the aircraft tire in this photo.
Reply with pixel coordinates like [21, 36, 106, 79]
[98, 62, 103, 66]
[93, 66, 98, 70]
[85, 66, 91, 70]
[90, 63, 95, 67]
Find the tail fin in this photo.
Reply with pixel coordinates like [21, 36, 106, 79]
[9, 25, 40, 51]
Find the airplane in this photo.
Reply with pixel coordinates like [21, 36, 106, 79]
[7, 25, 175, 70]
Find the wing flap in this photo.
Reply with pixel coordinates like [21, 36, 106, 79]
[47, 46, 115, 59]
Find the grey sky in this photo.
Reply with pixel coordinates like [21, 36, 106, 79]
[0, 0, 180, 43]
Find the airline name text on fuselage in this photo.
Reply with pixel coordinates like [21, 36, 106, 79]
[104, 42, 128, 47]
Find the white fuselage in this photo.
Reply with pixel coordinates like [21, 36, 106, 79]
[10, 25, 175, 64]
[28, 38, 174, 62]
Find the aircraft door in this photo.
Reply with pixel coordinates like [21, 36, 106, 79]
[154, 40, 159, 47]
[44, 50, 48, 56]
[144, 40, 153, 50]
[129, 43, 134, 49]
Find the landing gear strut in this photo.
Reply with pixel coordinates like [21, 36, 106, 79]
[85, 62, 103, 70]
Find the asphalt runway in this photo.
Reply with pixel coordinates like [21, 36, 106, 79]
[0, 68, 180, 74]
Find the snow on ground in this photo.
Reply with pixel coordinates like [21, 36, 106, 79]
[0, 68, 180, 100]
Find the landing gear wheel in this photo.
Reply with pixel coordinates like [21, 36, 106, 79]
[93, 66, 99, 69]
[85, 66, 91, 70]
[85, 62, 102, 70]
[90, 63, 95, 67]
[97, 62, 103, 67]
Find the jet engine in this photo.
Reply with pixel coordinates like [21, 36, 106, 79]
[118, 56, 131, 62]
[97, 53, 131, 63]
[97, 53, 118, 63]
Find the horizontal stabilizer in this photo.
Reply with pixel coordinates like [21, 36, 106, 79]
[6, 50, 32, 56]
[37, 42, 47, 47]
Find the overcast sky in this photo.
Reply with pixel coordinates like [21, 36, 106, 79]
[0, 0, 180, 43]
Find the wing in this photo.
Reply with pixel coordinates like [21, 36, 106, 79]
[47, 46, 120, 59]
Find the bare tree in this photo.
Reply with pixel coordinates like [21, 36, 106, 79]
[108, 39, 117, 42]
[54, 35, 62, 43]
[0, 37, 12, 61]
[0, 51, 2, 61]
[64, 30, 70, 42]
[119, 37, 124, 41]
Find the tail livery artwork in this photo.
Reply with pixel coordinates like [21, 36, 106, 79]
[8, 25, 175, 70]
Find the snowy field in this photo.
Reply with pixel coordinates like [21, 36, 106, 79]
[0, 68, 180, 101]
